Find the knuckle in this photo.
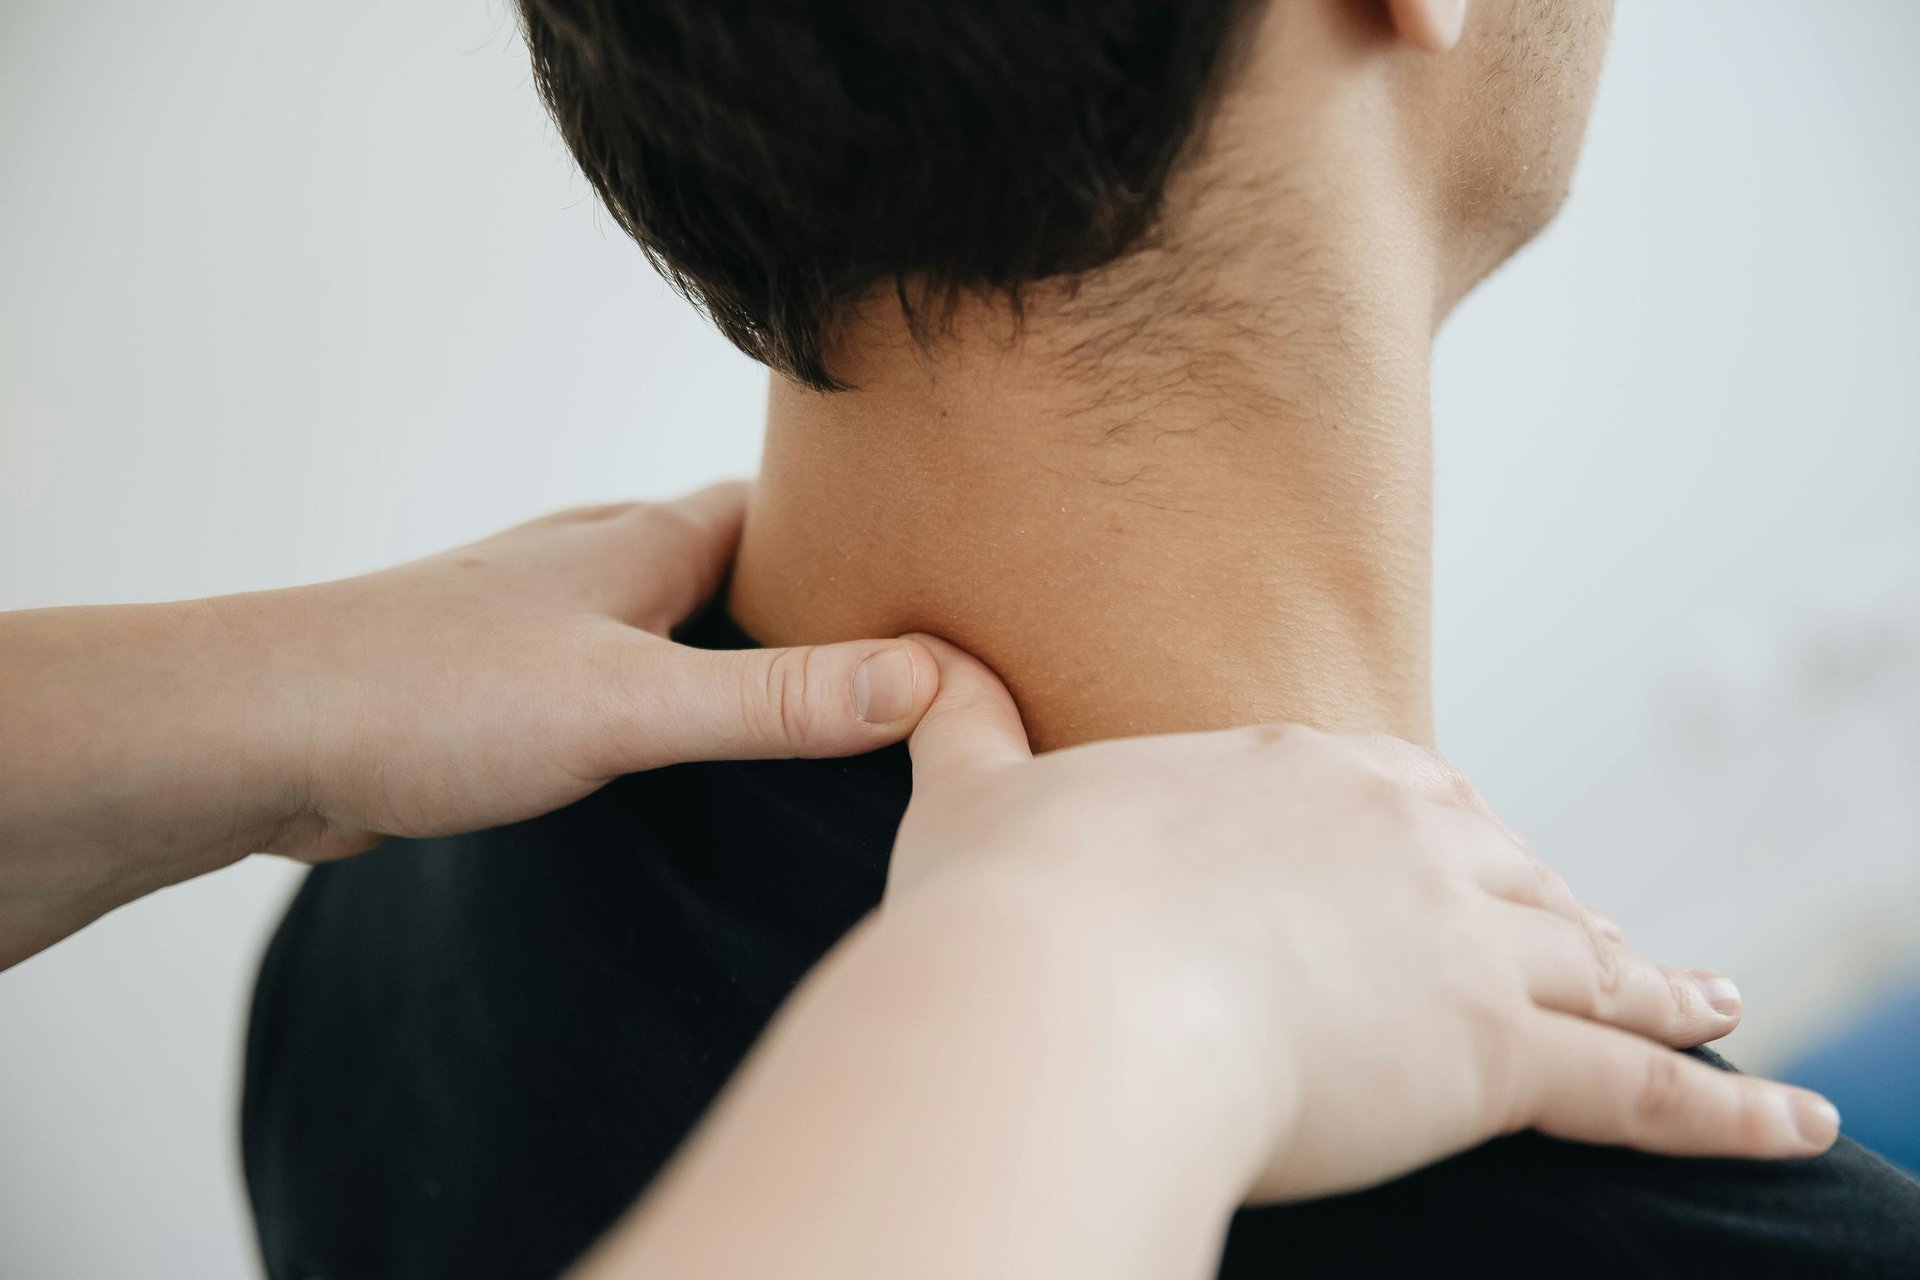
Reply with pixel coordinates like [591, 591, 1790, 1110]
[637, 500, 704, 547]
[1588, 926, 1625, 999]
[1243, 721, 1315, 752]
[1526, 854, 1571, 909]
[1583, 904, 1625, 941]
[1431, 765, 1482, 813]
[1507, 826, 1538, 861]
[630, 505, 723, 619]
[1631, 1051, 1691, 1132]
[1525, 850, 1554, 891]
[1429, 754, 1482, 810]
[758, 647, 822, 746]
[1663, 968, 1705, 1030]
[1350, 732, 1472, 800]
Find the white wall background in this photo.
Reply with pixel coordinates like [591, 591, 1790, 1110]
[2, 1, 1916, 1275]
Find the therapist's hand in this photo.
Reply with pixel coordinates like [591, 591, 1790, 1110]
[0, 481, 935, 967]
[587, 643, 1839, 1280]
[260, 482, 936, 860]
[891, 637, 1840, 1205]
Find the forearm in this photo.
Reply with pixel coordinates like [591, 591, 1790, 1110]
[0, 596, 301, 966]
[578, 881, 1260, 1280]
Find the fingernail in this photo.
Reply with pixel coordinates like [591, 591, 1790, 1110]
[852, 647, 917, 724]
[1792, 1092, 1840, 1148]
[1694, 972, 1742, 1018]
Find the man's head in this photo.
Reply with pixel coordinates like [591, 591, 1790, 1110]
[519, 0, 1612, 390]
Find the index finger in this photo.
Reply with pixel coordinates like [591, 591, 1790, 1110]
[905, 634, 1033, 784]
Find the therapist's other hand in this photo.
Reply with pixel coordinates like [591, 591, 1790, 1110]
[1, 482, 934, 968]
[257, 482, 936, 860]
[893, 638, 1839, 1206]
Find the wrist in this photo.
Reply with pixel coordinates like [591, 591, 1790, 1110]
[873, 870, 1281, 1212]
[612, 886, 1259, 1280]
[0, 597, 309, 962]
[198, 585, 349, 853]
[131, 590, 320, 869]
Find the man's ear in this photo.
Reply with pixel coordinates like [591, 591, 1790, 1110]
[1385, 0, 1468, 52]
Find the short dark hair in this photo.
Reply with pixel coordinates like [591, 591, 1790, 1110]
[518, 0, 1253, 389]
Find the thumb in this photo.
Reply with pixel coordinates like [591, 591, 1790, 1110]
[906, 634, 1032, 787]
[617, 635, 940, 766]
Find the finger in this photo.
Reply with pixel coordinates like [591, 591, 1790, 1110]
[906, 633, 1032, 785]
[621, 482, 752, 631]
[1505, 903, 1742, 1047]
[604, 633, 940, 768]
[1517, 1012, 1839, 1160]
[1349, 737, 1543, 868]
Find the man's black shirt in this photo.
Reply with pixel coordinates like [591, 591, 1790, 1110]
[243, 613, 1920, 1279]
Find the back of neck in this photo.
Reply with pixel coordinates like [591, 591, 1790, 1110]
[729, 245, 1439, 751]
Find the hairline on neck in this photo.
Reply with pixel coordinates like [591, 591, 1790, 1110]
[725, 13, 1483, 752]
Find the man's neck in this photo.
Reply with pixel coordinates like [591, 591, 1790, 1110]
[728, 236, 1439, 753]
[725, 13, 1461, 755]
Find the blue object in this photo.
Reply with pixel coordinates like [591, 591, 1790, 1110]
[1782, 974, 1920, 1175]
